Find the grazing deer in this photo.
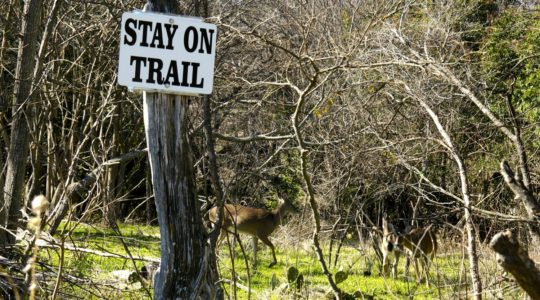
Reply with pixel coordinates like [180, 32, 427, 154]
[208, 198, 296, 267]
[396, 225, 437, 286]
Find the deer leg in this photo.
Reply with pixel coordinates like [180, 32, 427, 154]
[404, 255, 411, 279]
[413, 257, 421, 283]
[382, 253, 389, 277]
[391, 250, 400, 279]
[257, 233, 277, 267]
[422, 255, 430, 286]
[251, 236, 258, 269]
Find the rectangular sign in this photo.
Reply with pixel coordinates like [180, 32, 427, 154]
[118, 11, 217, 95]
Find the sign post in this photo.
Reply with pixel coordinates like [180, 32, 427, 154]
[119, 5, 218, 299]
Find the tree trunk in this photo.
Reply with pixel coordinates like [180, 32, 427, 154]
[144, 93, 216, 299]
[1, 0, 43, 245]
[143, 2, 217, 298]
[292, 87, 342, 298]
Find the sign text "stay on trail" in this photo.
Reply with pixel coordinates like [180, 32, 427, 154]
[118, 11, 217, 95]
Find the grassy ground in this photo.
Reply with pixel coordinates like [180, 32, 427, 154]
[36, 222, 527, 299]
[39, 221, 160, 299]
[216, 235, 526, 299]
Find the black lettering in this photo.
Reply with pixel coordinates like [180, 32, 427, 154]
[189, 62, 204, 88]
[138, 21, 153, 47]
[184, 26, 198, 53]
[198, 29, 214, 54]
[180, 61, 190, 87]
[147, 58, 163, 84]
[124, 18, 137, 45]
[164, 60, 180, 85]
[164, 24, 178, 50]
[130, 56, 147, 82]
[150, 23, 164, 49]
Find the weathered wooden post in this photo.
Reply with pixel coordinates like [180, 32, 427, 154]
[118, 1, 218, 298]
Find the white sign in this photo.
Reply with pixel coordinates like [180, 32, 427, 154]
[118, 11, 217, 95]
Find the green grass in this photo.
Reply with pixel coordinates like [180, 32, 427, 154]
[216, 240, 448, 299]
[215, 236, 527, 299]
[34, 222, 528, 299]
[38, 221, 160, 299]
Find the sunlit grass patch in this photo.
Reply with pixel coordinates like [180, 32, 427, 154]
[55, 221, 161, 258]
[32, 221, 530, 299]
[214, 236, 527, 299]
[37, 221, 160, 298]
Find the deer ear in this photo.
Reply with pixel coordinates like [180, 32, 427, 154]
[382, 217, 389, 233]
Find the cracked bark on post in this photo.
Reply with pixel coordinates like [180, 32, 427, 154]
[142, 1, 217, 298]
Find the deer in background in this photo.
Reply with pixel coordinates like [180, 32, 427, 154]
[396, 224, 437, 285]
[380, 218, 437, 285]
[381, 217, 401, 279]
[208, 198, 297, 267]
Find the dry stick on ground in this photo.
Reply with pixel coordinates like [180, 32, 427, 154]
[489, 230, 540, 299]
[0, 253, 24, 299]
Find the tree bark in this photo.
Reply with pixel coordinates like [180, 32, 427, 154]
[144, 93, 216, 299]
[1, 0, 43, 245]
[143, 2, 217, 298]
[490, 230, 540, 299]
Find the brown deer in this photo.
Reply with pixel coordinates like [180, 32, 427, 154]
[396, 224, 437, 286]
[208, 198, 296, 267]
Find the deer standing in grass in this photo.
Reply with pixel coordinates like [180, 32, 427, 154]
[381, 217, 401, 279]
[381, 219, 437, 285]
[208, 198, 296, 267]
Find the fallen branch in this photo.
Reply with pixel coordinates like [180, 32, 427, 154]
[489, 230, 540, 299]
